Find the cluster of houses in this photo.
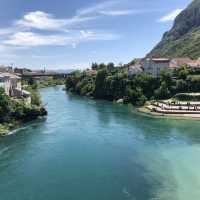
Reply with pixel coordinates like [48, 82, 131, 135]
[128, 57, 200, 77]
[0, 65, 31, 103]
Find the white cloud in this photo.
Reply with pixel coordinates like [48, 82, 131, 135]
[0, 28, 18, 36]
[4, 32, 67, 46]
[77, 1, 139, 17]
[159, 9, 183, 23]
[16, 11, 67, 30]
[80, 30, 95, 38]
[99, 10, 136, 16]
[16, 10, 97, 31]
[3, 31, 119, 47]
[76, 1, 118, 16]
[0, 1, 151, 50]
[14, 2, 126, 31]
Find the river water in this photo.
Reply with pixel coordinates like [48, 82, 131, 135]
[0, 86, 200, 200]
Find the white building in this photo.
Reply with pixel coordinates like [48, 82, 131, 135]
[0, 65, 13, 73]
[0, 73, 21, 96]
[0, 73, 31, 103]
[143, 58, 170, 77]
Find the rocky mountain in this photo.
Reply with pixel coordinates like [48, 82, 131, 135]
[148, 0, 200, 59]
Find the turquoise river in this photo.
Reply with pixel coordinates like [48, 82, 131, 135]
[1, 86, 200, 200]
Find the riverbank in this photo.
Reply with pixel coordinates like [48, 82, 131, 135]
[27, 77, 65, 90]
[36, 81, 65, 89]
[0, 124, 11, 136]
[0, 121, 28, 136]
[138, 105, 200, 120]
[0, 87, 47, 137]
[0, 107, 47, 137]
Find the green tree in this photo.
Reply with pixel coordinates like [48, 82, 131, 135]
[94, 69, 107, 98]
[175, 65, 190, 80]
[107, 62, 115, 72]
[154, 82, 171, 99]
[187, 75, 200, 92]
[176, 79, 188, 92]
[0, 88, 10, 121]
[91, 63, 98, 70]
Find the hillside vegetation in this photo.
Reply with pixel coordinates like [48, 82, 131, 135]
[65, 64, 200, 106]
[148, 0, 200, 59]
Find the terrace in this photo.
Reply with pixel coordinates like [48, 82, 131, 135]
[144, 93, 200, 117]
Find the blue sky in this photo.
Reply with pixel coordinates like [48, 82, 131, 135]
[0, 0, 192, 69]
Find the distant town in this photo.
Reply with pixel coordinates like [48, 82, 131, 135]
[83, 57, 200, 78]
[1, 56, 200, 101]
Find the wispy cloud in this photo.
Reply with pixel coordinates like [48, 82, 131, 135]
[158, 9, 183, 23]
[0, 27, 19, 36]
[99, 10, 136, 16]
[14, 1, 130, 32]
[77, 1, 143, 17]
[3, 31, 119, 47]
[0, 1, 130, 50]
[4, 32, 67, 46]
[16, 11, 68, 30]
[0, 0, 161, 51]
[76, 1, 118, 16]
[15, 11, 96, 31]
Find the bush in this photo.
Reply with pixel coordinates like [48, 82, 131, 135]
[174, 93, 200, 101]
[154, 82, 171, 99]
[0, 85, 46, 126]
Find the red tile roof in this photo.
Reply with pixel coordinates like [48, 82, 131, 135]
[169, 58, 192, 68]
[188, 60, 200, 68]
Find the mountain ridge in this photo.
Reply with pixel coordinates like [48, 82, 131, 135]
[147, 0, 200, 59]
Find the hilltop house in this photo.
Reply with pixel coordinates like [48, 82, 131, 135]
[143, 58, 170, 77]
[140, 57, 200, 77]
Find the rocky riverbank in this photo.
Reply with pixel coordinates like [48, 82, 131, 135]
[0, 86, 47, 137]
[0, 107, 47, 136]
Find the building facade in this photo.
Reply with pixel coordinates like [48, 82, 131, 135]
[0, 73, 31, 103]
[0, 65, 13, 73]
[0, 73, 22, 96]
[143, 58, 170, 77]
